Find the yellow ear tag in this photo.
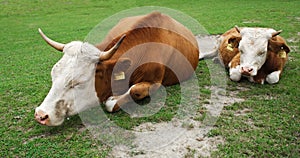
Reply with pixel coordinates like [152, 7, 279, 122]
[113, 71, 125, 81]
[278, 50, 286, 58]
[227, 43, 233, 51]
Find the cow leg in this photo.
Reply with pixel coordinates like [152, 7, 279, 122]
[105, 82, 161, 112]
[248, 70, 267, 84]
[266, 70, 281, 84]
[228, 53, 242, 82]
[229, 65, 241, 81]
[249, 76, 265, 84]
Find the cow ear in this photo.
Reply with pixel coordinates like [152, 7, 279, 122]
[282, 42, 290, 53]
[234, 25, 241, 33]
[228, 36, 241, 48]
[272, 30, 282, 37]
[268, 37, 290, 53]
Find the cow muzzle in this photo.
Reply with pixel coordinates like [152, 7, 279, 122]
[34, 110, 50, 125]
[240, 66, 255, 76]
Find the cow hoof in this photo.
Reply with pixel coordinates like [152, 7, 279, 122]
[105, 96, 118, 112]
[229, 66, 241, 81]
[266, 70, 280, 84]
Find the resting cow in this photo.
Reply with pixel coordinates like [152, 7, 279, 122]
[34, 12, 199, 126]
[204, 26, 290, 84]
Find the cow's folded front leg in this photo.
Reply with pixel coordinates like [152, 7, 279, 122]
[228, 53, 242, 82]
[229, 65, 241, 81]
[105, 82, 161, 112]
[105, 95, 123, 112]
[248, 76, 265, 84]
[266, 70, 281, 84]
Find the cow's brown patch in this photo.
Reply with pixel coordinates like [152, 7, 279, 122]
[55, 100, 68, 118]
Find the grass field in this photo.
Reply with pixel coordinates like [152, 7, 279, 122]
[1, 0, 299, 157]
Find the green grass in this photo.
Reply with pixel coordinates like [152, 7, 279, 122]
[1, 0, 299, 157]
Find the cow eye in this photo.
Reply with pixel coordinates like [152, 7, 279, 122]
[66, 80, 80, 88]
[257, 51, 265, 56]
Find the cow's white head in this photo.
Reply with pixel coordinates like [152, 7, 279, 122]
[236, 27, 282, 76]
[35, 29, 125, 126]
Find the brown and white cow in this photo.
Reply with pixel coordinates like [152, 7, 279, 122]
[34, 12, 199, 126]
[215, 26, 290, 84]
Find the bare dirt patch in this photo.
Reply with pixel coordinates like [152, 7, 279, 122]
[204, 86, 246, 107]
[109, 118, 223, 158]
[108, 86, 246, 157]
[196, 34, 220, 59]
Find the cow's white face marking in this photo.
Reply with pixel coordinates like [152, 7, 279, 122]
[238, 28, 276, 76]
[35, 42, 101, 126]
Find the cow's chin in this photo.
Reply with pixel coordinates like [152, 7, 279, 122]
[247, 71, 258, 77]
[241, 71, 257, 77]
[36, 116, 65, 126]
[47, 118, 65, 126]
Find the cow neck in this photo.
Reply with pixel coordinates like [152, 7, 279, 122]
[94, 60, 116, 103]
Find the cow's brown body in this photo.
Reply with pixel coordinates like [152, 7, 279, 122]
[94, 12, 199, 110]
[218, 27, 290, 84]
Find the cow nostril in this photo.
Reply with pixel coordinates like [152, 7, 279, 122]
[40, 114, 49, 121]
[241, 67, 253, 73]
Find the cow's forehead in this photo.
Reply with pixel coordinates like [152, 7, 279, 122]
[239, 28, 275, 51]
[63, 41, 83, 56]
[241, 28, 275, 39]
[51, 46, 87, 78]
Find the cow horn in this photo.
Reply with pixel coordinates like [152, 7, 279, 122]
[272, 30, 282, 37]
[235, 25, 241, 33]
[100, 34, 126, 61]
[38, 28, 65, 52]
